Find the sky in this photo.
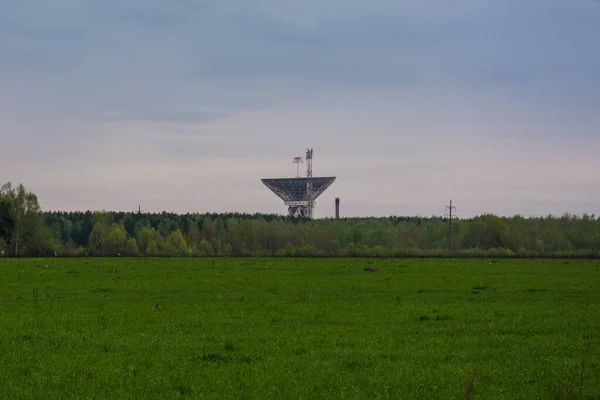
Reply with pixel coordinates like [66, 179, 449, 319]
[1, 0, 599, 218]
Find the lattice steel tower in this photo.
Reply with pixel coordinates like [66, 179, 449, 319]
[261, 148, 336, 218]
[305, 148, 314, 218]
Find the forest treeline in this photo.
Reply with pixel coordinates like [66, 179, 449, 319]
[1, 182, 600, 258]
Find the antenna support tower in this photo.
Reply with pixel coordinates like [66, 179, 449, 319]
[262, 148, 336, 219]
[293, 156, 303, 178]
[305, 148, 314, 218]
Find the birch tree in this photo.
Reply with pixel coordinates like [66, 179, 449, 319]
[1, 183, 42, 256]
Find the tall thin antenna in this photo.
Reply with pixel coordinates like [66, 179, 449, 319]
[445, 200, 456, 252]
[293, 156, 303, 178]
[306, 148, 314, 218]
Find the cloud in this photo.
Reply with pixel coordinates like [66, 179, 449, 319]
[1, 0, 599, 217]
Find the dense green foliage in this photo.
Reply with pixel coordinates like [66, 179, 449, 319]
[2, 182, 600, 257]
[1, 258, 598, 398]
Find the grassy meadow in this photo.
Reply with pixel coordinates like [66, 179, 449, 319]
[0, 257, 599, 399]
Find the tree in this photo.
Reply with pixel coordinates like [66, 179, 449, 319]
[283, 242, 296, 257]
[125, 237, 138, 256]
[166, 229, 188, 256]
[0, 196, 15, 246]
[72, 218, 92, 247]
[352, 229, 363, 246]
[1, 183, 43, 256]
[466, 214, 508, 250]
[226, 218, 242, 255]
[211, 237, 222, 256]
[222, 243, 233, 256]
[201, 217, 216, 240]
[240, 220, 258, 255]
[146, 240, 158, 256]
[185, 219, 201, 248]
[107, 223, 127, 254]
[535, 239, 545, 253]
[313, 226, 339, 255]
[137, 227, 158, 256]
[10, 202, 600, 258]
[89, 211, 113, 255]
[158, 219, 177, 238]
[32, 223, 56, 257]
[0, 238, 9, 254]
[65, 239, 76, 256]
[198, 239, 214, 257]
[297, 244, 318, 257]
[58, 217, 74, 244]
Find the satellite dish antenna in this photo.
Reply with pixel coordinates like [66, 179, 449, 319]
[262, 148, 336, 219]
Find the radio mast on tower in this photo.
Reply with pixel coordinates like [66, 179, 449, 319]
[293, 156, 303, 178]
[305, 148, 314, 218]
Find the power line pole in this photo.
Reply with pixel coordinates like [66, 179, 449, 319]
[137, 205, 144, 223]
[445, 200, 456, 253]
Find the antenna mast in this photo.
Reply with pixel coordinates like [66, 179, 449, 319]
[293, 156, 303, 178]
[306, 148, 314, 218]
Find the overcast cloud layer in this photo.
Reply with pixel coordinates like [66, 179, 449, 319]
[1, 0, 599, 218]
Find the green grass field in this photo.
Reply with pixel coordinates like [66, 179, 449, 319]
[1, 258, 599, 399]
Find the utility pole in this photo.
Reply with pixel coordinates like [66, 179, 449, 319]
[137, 205, 144, 224]
[445, 200, 456, 253]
